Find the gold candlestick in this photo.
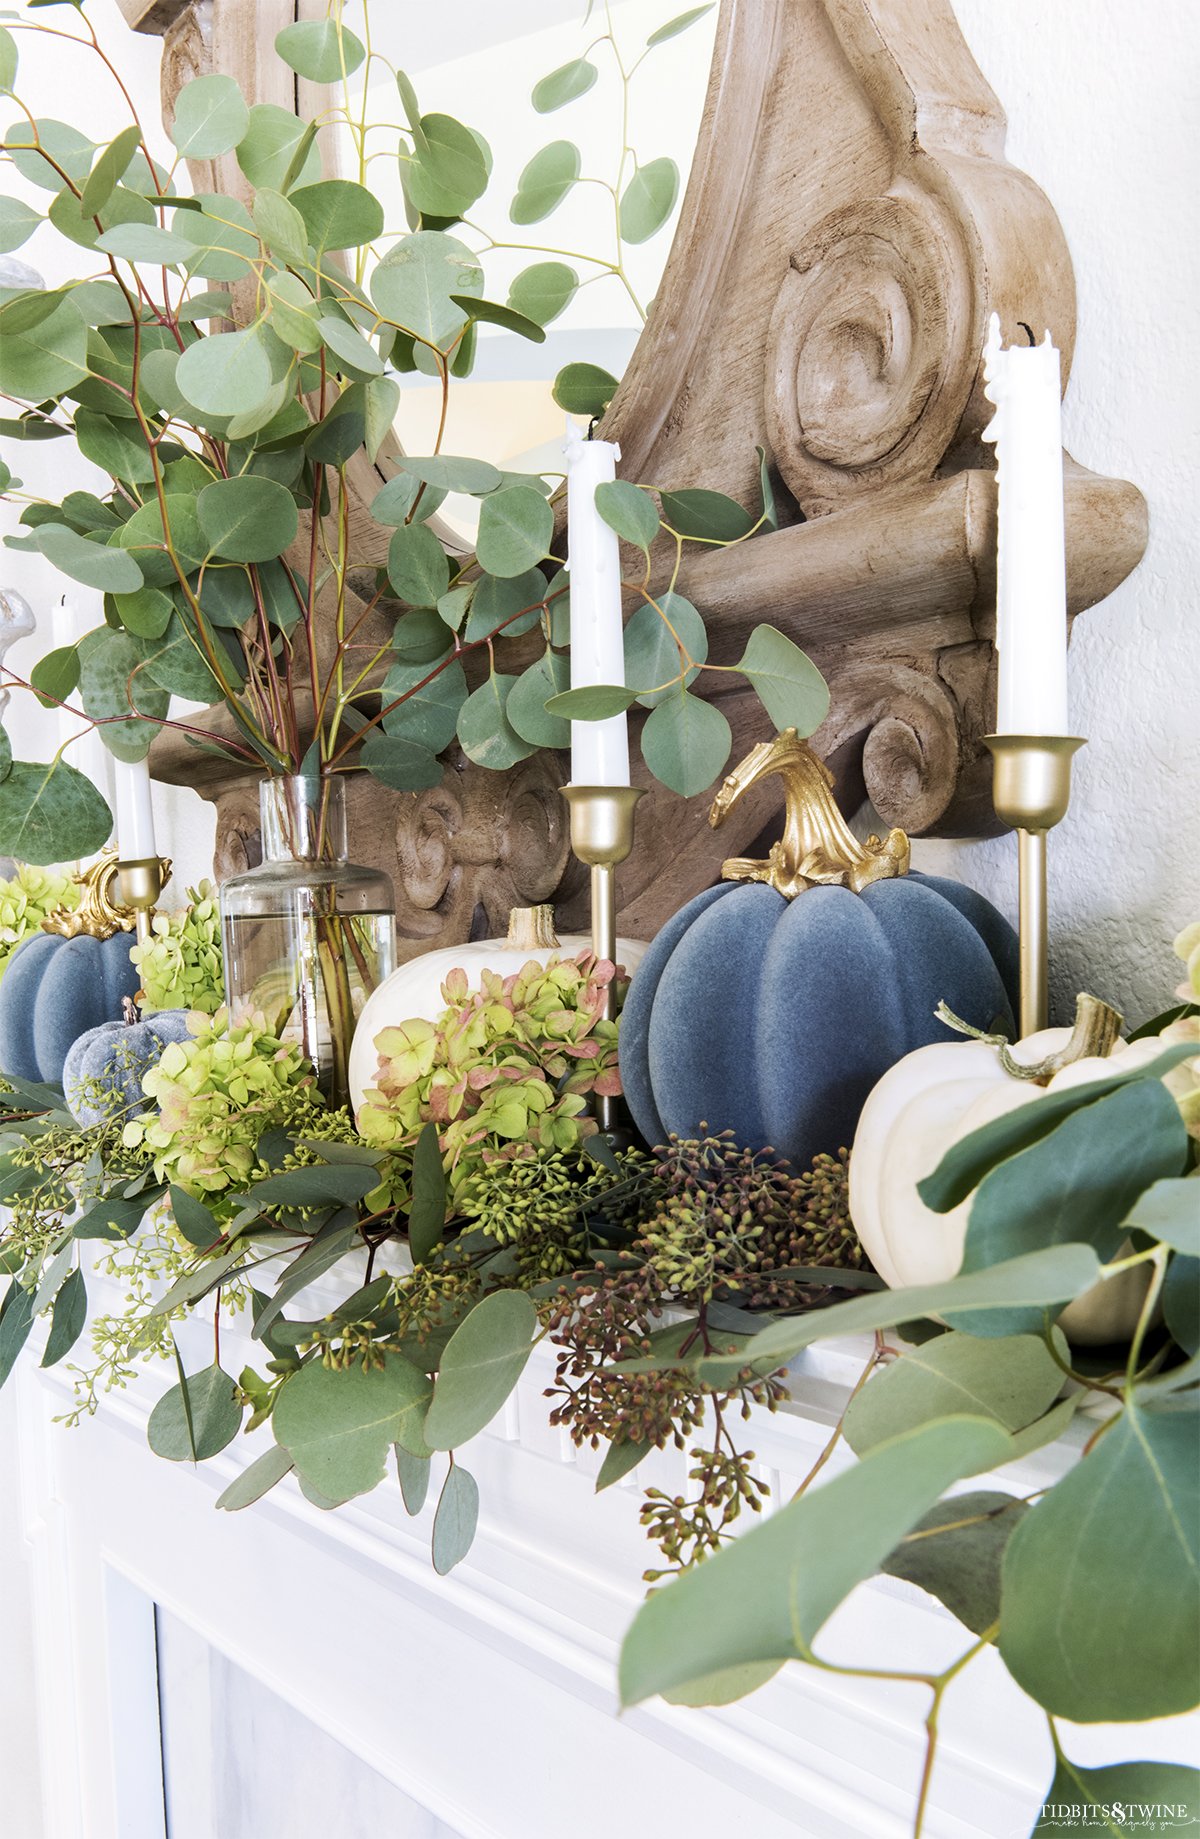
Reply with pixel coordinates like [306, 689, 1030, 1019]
[984, 735, 1084, 1038]
[561, 784, 644, 1132]
[116, 856, 171, 949]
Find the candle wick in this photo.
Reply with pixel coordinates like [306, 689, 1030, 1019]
[586, 416, 599, 441]
[1018, 321, 1036, 346]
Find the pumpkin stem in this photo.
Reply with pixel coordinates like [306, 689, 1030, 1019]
[505, 905, 560, 951]
[122, 995, 141, 1027]
[935, 991, 1125, 1083]
[709, 730, 910, 899]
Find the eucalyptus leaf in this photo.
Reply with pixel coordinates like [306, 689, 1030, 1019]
[619, 157, 679, 244]
[370, 230, 482, 348]
[112, 586, 174, 641]
[544, 684, 636, 721]
[408, 1120, 447, 1266]
[881, 1489, 1027, 1635]
[370, 472, 448, 527]
[147, 1363, 242, 1462]
[431, 1461, 479, 1574]
[641, 689, 731, 797]
[619, 1415, 1010, 1706]
[734, 625, 831, 735]
[506, 650, 570, 748]
[197, 474, 299, 564]
[274, 19, 365, 82]
[962, 1080, 1188, 1279]
[1000, 1396, 1199, 1720]
[273, 1351, 433, 1503]
[176, 324, 278, 418]
[396, 454, 501, 494]
[404, 113, 490, 220]
[552, 362, 619, 418]
[73, 409, 155, 485]
[456, 675, 535, 770]
[1032, 1758, 1200, 1837]
[475, 485, 554, 578]
[359, 732, 442, 791]
[647, 5, 715, 47]
[249, 1165, 377, 1209]
[1164, 1254, 1200, 1355]
[29, 645, 80, 709]
[510, 141, 581, 225]
[380, 658, 466, 752]
[532, 59, 598, 112]
[215, 1443, 295, 1511]
[40, 1266, 87, 1367]
[0, 1284, 35, 1391]
[79, 125, 144, 219]
[171, 74, 250, 160]
[94, 223, 190, 265]
[596, 1435, 648, 1491]
[387, 521, 451, 607]
[0, 196, 41, 255]
[0, 757, 112, 865]
[395, 1445, 431, 1516]
[78, 627, 167, 761]
[235, 103, 323, 193]
[595, 479, 659, 554]
[0, 296, 88, 400]
[168, 1185, 222, 1251]
[844, 1332, 1063, 1456]
[625, 591, 707, 705]
[450, 294, 545, 343]
[464, 568, 547, 643]
[34, 525, 142, 595]
[1121, 1177, 1200, 1255]
[508, 261, 577, 326]
[292, 180, 383, 255]
[640, 1244, 1106, 1387]
[659, 486, 754, 542]
[316, 314, 384, 376]
[424, 1289, 537, 1449]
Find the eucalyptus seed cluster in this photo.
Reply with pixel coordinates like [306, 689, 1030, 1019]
[303, 1319, 390, 1374]
[457, 1146, 649, 1281]
[640, 1443, 771, 1582]
[542, 1258, 708, 1453]
[639, 1134, 862, 1306]
[392, 1256, 482, 1346]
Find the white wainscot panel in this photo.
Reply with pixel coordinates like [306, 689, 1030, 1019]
[14, 1269, 1199, 1839]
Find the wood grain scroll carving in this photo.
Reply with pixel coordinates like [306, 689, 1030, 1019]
[132, 0, 1147, 955]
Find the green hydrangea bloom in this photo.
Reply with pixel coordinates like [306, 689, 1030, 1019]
[129, 879, 224, 1014]
[357, 953, 622, 1193]
[0, 863, 79, 978]
[122, 1006, 325, 1197]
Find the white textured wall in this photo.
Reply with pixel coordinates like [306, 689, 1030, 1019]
[915, 0, 1200, 1028]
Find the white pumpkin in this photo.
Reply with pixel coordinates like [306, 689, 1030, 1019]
[848, 1004, 1185, 1345]
[348, 905, 648, 1120]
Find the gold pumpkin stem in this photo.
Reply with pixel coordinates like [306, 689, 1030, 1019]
[709, 729, 910, 898]
[505, 905, 560, 951]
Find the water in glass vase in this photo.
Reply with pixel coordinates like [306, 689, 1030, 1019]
[219, 776, 396, 1109]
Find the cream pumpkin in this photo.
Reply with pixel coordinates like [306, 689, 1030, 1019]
[347, 905, 648, 1120]
[848, 1003, 1185, 1345]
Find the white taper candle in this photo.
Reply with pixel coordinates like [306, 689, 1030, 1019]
[982, 314, 1070, 735]
[563, 420, 630, 787]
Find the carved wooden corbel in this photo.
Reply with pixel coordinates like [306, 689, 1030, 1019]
[131, 0, 1147, 953]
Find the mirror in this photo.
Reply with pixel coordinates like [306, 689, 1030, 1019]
[328, 0, 718, 541]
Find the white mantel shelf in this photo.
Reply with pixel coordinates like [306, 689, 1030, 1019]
[15, 1270, 1198, 1839]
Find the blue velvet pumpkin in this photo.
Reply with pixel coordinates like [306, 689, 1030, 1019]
[0, 930, 141, 1086]
[62, 1009, 192, 1126]
[619, 872, 1019, 1168]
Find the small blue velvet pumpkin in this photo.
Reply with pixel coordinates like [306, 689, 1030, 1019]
[62, 1009, 192, 1127]
[0, 930, 142, 1086]
[619, 872, 1019, 1169]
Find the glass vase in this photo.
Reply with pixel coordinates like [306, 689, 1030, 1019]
[219, 775, 396, 1109]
